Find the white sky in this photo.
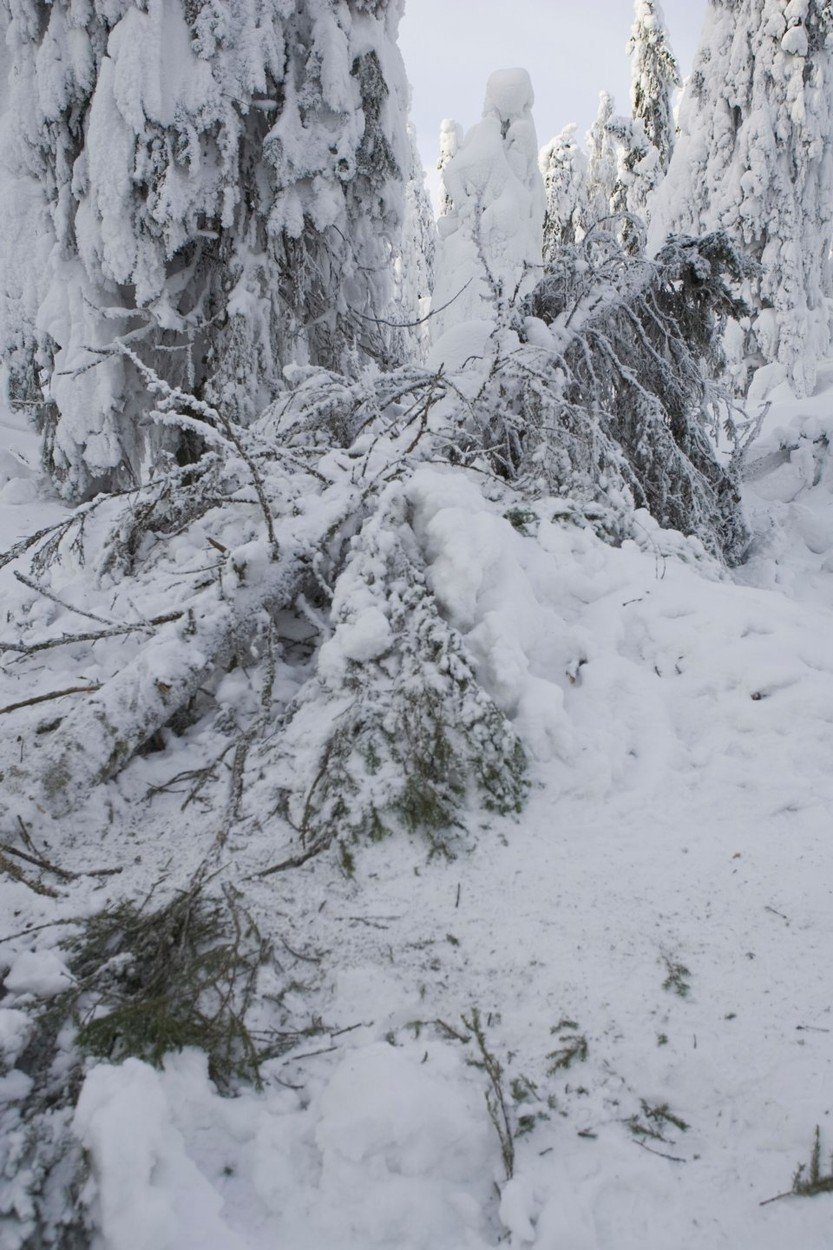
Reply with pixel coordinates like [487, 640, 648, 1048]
[400, 0, 707, 197]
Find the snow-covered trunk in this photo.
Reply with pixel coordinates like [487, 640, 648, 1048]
[0, 0, 412, 500]
[429, 69, 545, 368]
[649, 0, 833, 399]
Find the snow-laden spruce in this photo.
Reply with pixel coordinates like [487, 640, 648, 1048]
[540, 125, 590, 261]
[429, 69, 545, 368]
[0, 0, 412, 499]
[436, 117, 463, 218]
[392, 125, 438, 363]
[628, 0, 680, 177]
[650, 0, 833, 398]
[606, 1, 680, 234]
[584, 91, 619, 233]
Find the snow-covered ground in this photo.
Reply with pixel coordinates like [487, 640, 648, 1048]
[2, 373, 833, 1248]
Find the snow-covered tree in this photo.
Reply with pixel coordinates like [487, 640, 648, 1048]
[392, 125, 437, 361]
[539, 124, 589, 261]
[584, 91, 619, 231]
[437, 118, 463, 217]
[650, 0, 833, 398]
[430, 69, 545, 366]
[273, 483, 527, 857]
[628, 0, 681, 176]
[0, 0, 412, 499]
[608, 115, 660, 241]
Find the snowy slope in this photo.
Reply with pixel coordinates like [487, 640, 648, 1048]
[2, 374, 833, 1248]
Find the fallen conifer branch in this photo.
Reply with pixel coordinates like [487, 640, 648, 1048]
[0, 685, 102, 716]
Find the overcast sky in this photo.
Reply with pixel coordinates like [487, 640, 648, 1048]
[400, 0, 708, 196]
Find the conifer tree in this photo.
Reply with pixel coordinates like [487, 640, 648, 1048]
[608, 115, 660, 237]
[437, 118, 463, 217]
[392, 125, 437, 361]
[430, 70, 545, 363]
[540, 124, 590, 261]
[585, 91, 619, 231]
[0, 0, 412, 499]
[628, 0, 680, 176]
[650, 0, 833, 397]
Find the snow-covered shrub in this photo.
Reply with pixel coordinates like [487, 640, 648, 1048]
[0, 0, 412, 499]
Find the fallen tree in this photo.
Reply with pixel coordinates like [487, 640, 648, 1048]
[1, 226, 752, 849]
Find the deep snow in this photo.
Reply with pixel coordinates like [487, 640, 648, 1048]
[1, 373, 833, 1248]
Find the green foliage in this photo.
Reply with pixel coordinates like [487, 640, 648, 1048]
[277, 488, 528, 859]
[626, 1100, 689, 1142]
[547, 1020, 589, 1073]
[49, 884, 272, 1090]
[662, 955, 692, 998]
[793, 1127, 833, 1198]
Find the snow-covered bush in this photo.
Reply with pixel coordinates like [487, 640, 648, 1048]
[0, 0, 412, 499]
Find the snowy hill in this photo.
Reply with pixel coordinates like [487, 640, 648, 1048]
[1, 371, 832, 1249]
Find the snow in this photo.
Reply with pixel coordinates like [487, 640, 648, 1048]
[3, 364, 833, 1246]
[429, 69, 545, 366]
[74, 1056, 250, 1250]
[2, 9, 833, 1244]
[3, 950, 74, 999]
[73, 1046, 495, 1250]
[0, 1012, 31, 1066]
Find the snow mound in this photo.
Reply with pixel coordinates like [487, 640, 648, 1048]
[3, 950, 74, 999]
[73, 1045, 496, 1250]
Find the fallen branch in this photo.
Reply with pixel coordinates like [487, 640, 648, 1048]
[0, 612, 183, 656]
[13, 570, 114, 626]
[24, 540, 312, 816]
[0, 842, 122, 881]
[0, 850, 59, 898]
[0, 685, 102, 716]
